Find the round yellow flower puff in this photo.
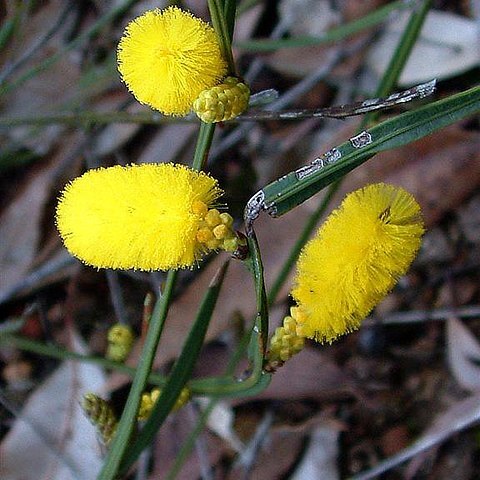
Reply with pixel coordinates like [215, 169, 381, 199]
[117, 6, 227, 116]
[56, 164, 223, 271]
[291, 183, 424, 344]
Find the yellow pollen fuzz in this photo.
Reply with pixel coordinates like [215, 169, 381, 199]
[117, 7, 227, 116]
[291, 183, 424, 344]
[56, 163, 223, 271]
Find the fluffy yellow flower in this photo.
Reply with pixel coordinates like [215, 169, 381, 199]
[56, 164, 223, 271]
[117, 6, 227, 116]
[291, 183, 424, 344]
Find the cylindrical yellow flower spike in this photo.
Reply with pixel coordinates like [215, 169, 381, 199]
[106, 324, 135, 362]
[193, 77, 251, 123]
[117, 7, 227, 116]
[137, 387, 190, 421]
[291, 183, 424, 344]
[265, 310, 305, 371]
[82, 393, 118, 446]
[56, 163, 224, 271]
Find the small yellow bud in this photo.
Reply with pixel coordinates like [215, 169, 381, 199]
[106, 324, 135, 363]
[206, 238, 222, 250]
[150, 388, 161, 403]
[82, 393, 118, 446]
[173, 387, 191, 411]
[265, 315, 306, 370]
[213, 224, 229, 240]
[193, 77, 250, 123]
[205, 209, 221, 227]
[138, 392, 154, 421]
[219, 212, 234, 227]
[137, 387, 190, 421]
[222, 237, 239, 252]
[197, 227, 215, 243]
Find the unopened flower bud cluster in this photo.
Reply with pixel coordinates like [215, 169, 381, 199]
[138, 387, 190, 421]
[193, 77, 250, 123]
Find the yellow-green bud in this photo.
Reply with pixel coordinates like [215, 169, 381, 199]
[137, 387, 191, 421]
[106, 324, 135, 362]
[193, 77, 250, 123]
[82, 393, 118, 446]
[265, 315, 306, 370]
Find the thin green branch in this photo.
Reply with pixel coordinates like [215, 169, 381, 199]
[208, 0, 236, 76]
[192, 122, 216, 171]
[98, 270, 177, 480]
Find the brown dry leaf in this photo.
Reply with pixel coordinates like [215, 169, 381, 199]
[446, 317, 480, 393]
[352, 393, 480, 480]
[149, 404, 228, 480]
[456, 193, 480, 244]
[265, 0, 382, 78]
[404, 392, 480, 479]
[233, 1, 265, 44]
[289, 423, 341, 480]
[0, 333, 105, 480]
[0, 159, 60, 297]
[228, 413, 342, 480]
[227, 421, 305, 480]
[1, 0, 81, 154]
[137, 123, 198, 165]
[247, 347, 357, 402]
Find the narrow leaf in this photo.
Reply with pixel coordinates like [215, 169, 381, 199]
[245, 84, 480, 228]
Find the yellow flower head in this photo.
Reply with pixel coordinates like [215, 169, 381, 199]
[117, 6, 227, 116]
[291, 183, 424, 344]
[56, 163, 223, 271]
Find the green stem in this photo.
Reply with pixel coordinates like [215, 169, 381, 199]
[192, 122, 216, 170]
[98, 270, 177, 480]
[208, 0, 236, 76]
[223, 0, 237, 42]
